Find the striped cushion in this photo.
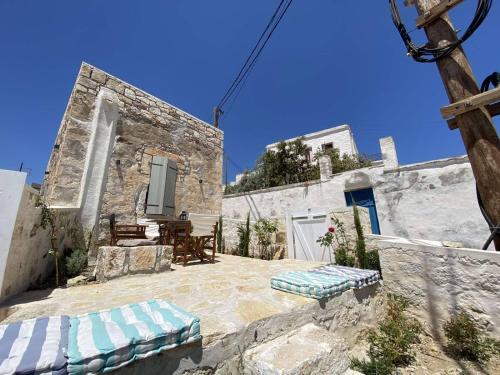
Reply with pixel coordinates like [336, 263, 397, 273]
[311, 265, 380, 289]
[271, 271, 350, 300]
[67, 300, 200, 374]
[0, 316, 70, 375]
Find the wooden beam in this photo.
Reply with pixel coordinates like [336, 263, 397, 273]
[413, 0, 500, 250]
[448, 102, 500, 130]
[416, 0, 464, 28]
[440, 86, 500, 119]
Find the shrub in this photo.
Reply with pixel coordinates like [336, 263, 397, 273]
[444, 311, 500, 363]
[217, 215, 225, 254]
[65, 248, 87, 278]
[253, 218, 278, 260]
[237, 213, 251, 257]
[365, 250, 381, 273]
[352, 201, 367, 269]
[314, 147, 372, 175]
[351, 295, 422, 374]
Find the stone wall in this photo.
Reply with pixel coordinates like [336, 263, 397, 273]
[0, 171, 81, 302]
[222, 156, 491, 249]
[42, 62, 223, 253]
[378, 237, 500, 339]
[95, 245, 172, 282]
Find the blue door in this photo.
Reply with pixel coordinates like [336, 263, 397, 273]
[344, 188, 381, 235]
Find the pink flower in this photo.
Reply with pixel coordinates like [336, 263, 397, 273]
[328, 226, 335, 233]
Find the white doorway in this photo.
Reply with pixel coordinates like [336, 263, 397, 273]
[286, 208, 331, 262]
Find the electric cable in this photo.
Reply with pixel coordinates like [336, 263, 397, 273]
[476, 71, 499, 250]
[217, 0, 293, 110]
[389, 0, 492, 63]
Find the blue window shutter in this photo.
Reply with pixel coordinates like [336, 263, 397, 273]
[163, 160, 178, 216]
[146, 156, 168, 215]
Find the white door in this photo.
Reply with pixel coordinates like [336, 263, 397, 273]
[286, 208, 331, 262]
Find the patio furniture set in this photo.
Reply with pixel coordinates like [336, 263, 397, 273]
[109, 213, 219, 266]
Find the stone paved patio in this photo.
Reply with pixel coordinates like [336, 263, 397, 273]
[1, 255, 327, 344]
[1, 254, 383, 374]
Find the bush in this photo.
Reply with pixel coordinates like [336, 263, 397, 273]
[351, 295, 422, 375]
[352, 202, 367, 269]
[65, 248, 87, 278]
[444, 312, 500, 363]
[217, 215, 225, 254]
[365, 250, 381, 274]
[253, 218, 278, 260]
[237, 213, 251, 257]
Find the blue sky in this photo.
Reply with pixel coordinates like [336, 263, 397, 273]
[0, 1, 498, 183]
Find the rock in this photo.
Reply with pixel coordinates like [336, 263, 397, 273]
[442, 241, 464, 248]
[243, 323, 349, 375]
[118, 239, 157, 247]
[91, 70, 107, 84]
[67, 275, 87, 287]
[124, 88, 136, 99]
[342, 370, 364, 375]
[95, 245, 172, 282]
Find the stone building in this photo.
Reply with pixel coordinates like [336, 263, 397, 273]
[42, 62, 223, 258]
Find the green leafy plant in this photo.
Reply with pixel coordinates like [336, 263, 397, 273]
[353, 201, 367, 269]
[217, 215, 225, 254]
[317, 215, 355, 266]
[225, 138, 320, 194]
[365, 250, 382, 273]
[36, 197, 61, 286]
[237, 213, 251, 257]
[314, 147, 372, 175]
[253, 218, 279, 260]
[444, 311, 500, 363]
[65, 249, 88, 278]
[351, 295, 422, 375]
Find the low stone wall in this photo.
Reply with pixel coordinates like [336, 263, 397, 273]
[378, 237, 500, 338]
[95, 245, 172, 282]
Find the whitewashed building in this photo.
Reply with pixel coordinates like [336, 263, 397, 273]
[232, 124, 361, 185]
[266, 124, 359, 161]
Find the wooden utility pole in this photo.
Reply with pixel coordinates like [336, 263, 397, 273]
[213, 107, 224, 128]
[411, 0, 500, 250]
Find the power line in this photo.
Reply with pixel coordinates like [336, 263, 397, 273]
[217, 0, 293, 110]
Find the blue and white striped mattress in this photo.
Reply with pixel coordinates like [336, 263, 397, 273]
[0, 315, 70, 375]
[271, 271, 351, 300]
[311, 265, 380, 289]
[67, 299, 200, 374]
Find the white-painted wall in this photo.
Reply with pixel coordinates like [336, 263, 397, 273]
[266, 125, 359, 158]
[0, 170, 26, 297]
[378, 237, 500, 338]
[0, 169, 81, 302]
[222, 156, 491, 250]
[79, 88, 118, 231]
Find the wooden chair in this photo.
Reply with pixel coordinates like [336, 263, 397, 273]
[170, 221, 195, 265]
[189, 213, 219, 263]
[109, 214, 148, 246]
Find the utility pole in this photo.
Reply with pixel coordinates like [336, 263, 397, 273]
[411, 0, 500, 250]
[213, 107, 224, 128]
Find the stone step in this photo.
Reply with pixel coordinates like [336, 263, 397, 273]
[242, 323, 350, 375]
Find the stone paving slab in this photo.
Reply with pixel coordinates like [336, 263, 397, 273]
[243, 323, 349, 375]
[1, 255, 326, 345]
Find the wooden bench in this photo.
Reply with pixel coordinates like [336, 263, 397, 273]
[109, 214, 148, 246]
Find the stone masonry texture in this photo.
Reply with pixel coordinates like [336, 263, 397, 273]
[43, 62, 223, 252]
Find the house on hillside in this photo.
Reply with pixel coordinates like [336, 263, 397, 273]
[42, 62, 224, 258]
[232, 124, 365, 185]
[266, 124, 359, 162]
